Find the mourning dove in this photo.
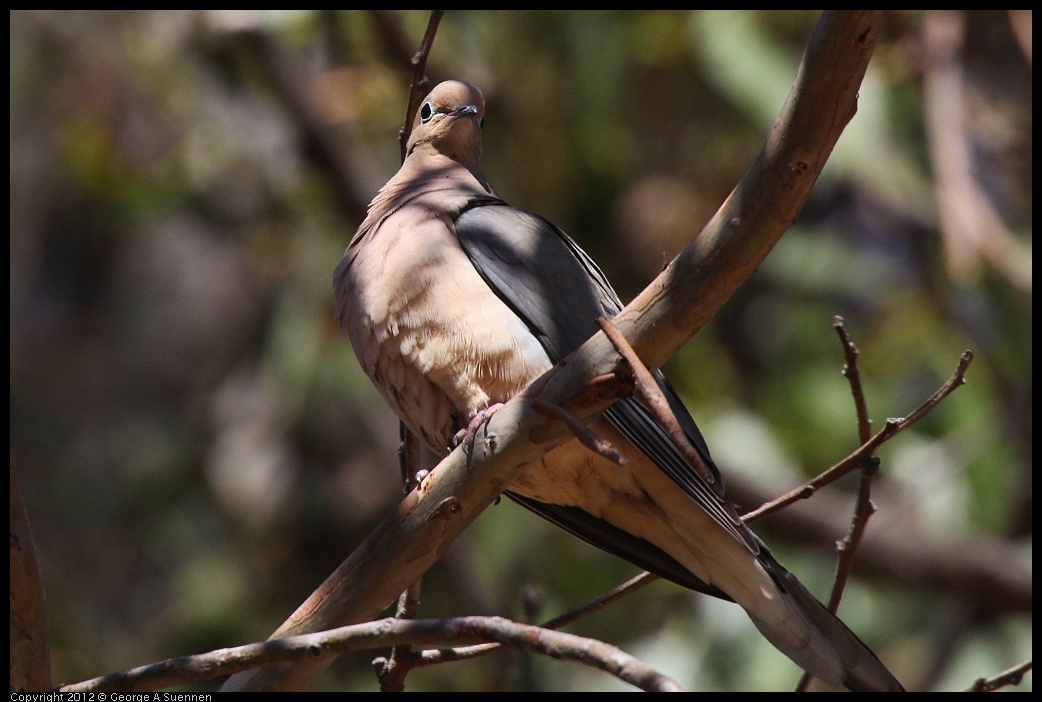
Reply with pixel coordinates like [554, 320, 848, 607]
[333, 80, 904, 692]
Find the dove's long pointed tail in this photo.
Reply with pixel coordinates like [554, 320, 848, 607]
[739, 550, 905, 692]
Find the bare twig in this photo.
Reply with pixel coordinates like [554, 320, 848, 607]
[743, 422, 894, 524]
[966, 659, 1033, 692]
[531, 398, 625, 466]
[536, 572, 660, 635]
[900, 349, 974, 426]
[725, 466, 1031, 614]
[826, 318, 881, 612]
[826, 461, 879, 609]
[374, 578, 423, 691]
[416, 572, 660, 667]
[744, 350, 973, 523]
[399, 10, 445, 161]
[833, 316, 871, 442]
[63, 615, 684, 693]
[596, 316, 718, 489]
[796, 318, 883, 692]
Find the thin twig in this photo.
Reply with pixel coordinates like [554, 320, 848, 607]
[827, 460, 879, 612]
[966, 659, 1033, 692]
[596, 316, 719, 489]
[375, 578, 423, 691]
[539, 572, 660, 632]
[796, 318, 883, 693]
[399, 10, 445, 161]
[380, 423, 425, 690]
[833, 316, 872, 443]
[827, 318, 881, 611]
[531, 398, 625, 465]
[416, 572, 660, 667]
[744, 350, 973, 523]
[898, 350, 974, 426]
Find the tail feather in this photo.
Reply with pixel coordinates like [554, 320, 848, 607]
[748, 555, 905, 692]
[780, 567, 904, 691]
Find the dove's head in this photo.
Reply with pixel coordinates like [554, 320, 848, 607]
[406, 80, 486, 164]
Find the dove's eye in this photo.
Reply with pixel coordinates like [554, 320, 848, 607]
[420, 101, 435, 123]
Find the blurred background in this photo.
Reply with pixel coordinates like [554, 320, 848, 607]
[10, 10, 1031, 692]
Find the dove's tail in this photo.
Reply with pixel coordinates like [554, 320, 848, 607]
[742, 550, 905, 692]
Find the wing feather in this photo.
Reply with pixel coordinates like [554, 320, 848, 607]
[455, 200, 761, 580]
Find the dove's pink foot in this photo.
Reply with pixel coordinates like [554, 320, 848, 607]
[451, 403, 506, 448]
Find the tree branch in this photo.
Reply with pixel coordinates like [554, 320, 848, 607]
[65, 615, 684, 693]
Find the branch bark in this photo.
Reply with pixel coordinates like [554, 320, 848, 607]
[67, 615, 684, 692]
[222, 10, 884, 691]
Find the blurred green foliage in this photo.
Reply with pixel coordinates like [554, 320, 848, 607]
[10, 10, 1031, 692]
